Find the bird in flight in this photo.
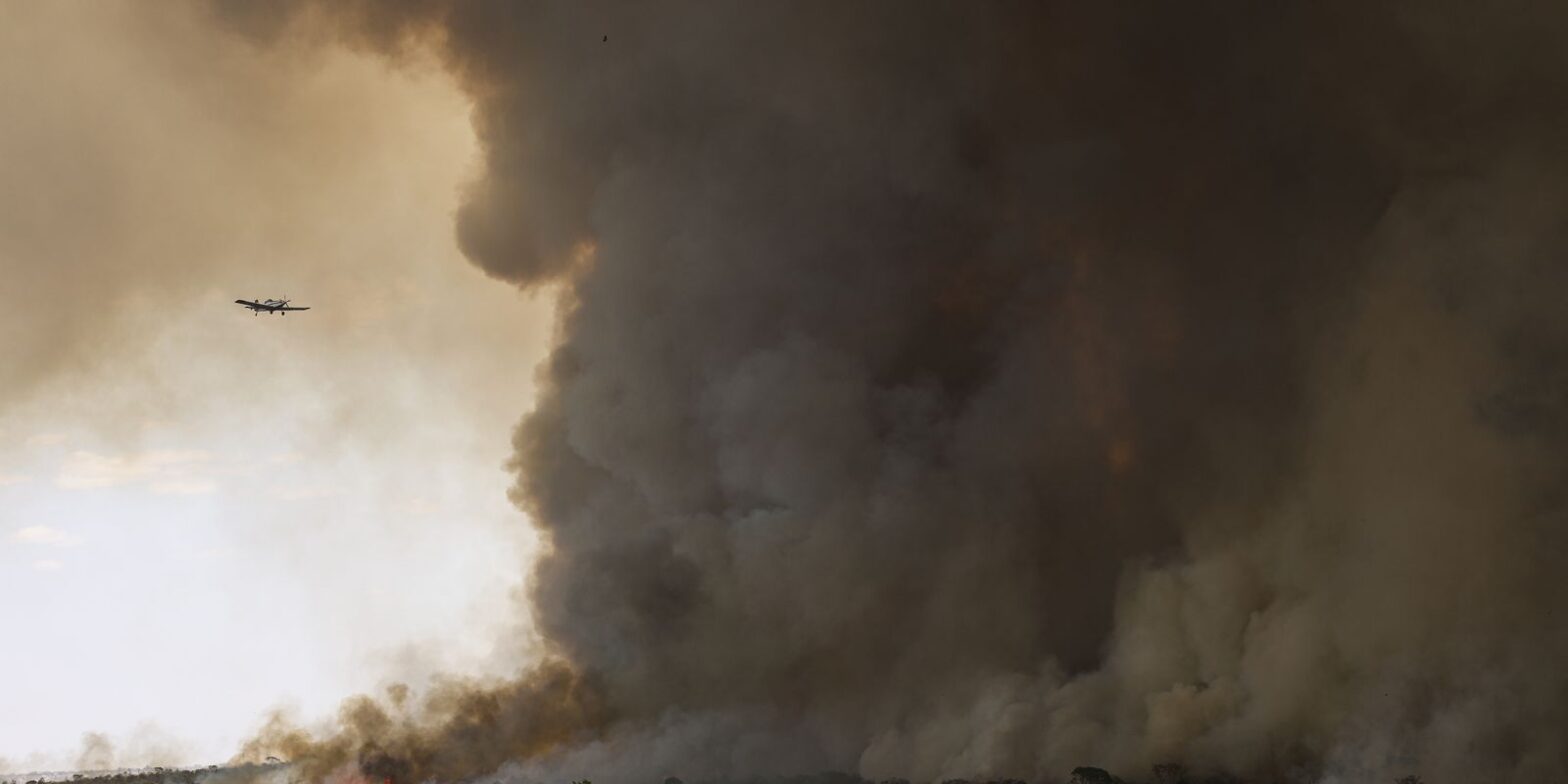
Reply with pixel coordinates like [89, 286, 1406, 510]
[235, 297, 310, 315]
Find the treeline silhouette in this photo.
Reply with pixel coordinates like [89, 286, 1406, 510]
[5, 767, 1430, 784]
[644, 769, 1428, 784]
[1, 762, 286, 784]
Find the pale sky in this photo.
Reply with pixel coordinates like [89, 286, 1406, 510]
[0, 2, 552, 770]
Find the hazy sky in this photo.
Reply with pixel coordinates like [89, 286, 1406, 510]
[0, 2, 551, 769]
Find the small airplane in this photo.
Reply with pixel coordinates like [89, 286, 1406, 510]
[235, 297, 310, 315]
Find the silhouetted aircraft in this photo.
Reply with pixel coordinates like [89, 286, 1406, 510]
[235, 297, 310, 315]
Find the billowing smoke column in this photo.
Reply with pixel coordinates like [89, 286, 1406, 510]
[221, 2, 1568, 782]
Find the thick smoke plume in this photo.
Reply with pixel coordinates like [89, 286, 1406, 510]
[222, 2, 1568, 782]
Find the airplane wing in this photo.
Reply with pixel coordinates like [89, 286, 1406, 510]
[235, 299, 308, 311]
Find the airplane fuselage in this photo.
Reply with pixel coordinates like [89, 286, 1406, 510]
[235, 298, 310, 315]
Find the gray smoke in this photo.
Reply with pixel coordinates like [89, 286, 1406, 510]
[219, 2, 1568, 782]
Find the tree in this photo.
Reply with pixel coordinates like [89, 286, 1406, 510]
[1070, 767, 1120, 784]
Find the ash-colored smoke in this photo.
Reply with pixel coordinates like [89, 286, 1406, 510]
[221, 2, 1568, 782]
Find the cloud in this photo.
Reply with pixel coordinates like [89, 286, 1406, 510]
[32, 559, 63, 572]
[0, 472, 29, 487]
[266, 483, 336, 501]
[149, 478, 220, 496]
[11, 526, 84, 547]
[56, 449, 217, 494]
[398, 497, 440, 517]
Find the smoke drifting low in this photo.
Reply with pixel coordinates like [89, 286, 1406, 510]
[222, 3, 1568, 782]
[234, 661, 610, 784]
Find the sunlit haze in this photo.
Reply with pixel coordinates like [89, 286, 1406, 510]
[0, 2, 551, 770]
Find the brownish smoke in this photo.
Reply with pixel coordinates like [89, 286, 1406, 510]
[218, 2, 1568, 783]
[236, 660, 610, 784]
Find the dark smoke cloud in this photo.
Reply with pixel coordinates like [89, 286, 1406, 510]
[220, 2, 1568, 782]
